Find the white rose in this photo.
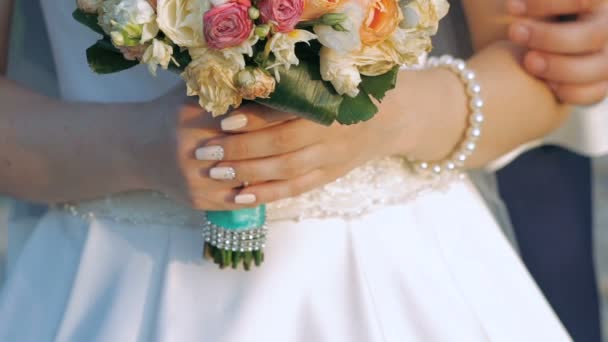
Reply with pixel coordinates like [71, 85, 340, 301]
[182, 47, 244, 116]
[99, 0, 159, 46]
[319, 47, 361, 98]
[77, 0, 104, 13]
[142, 39, 175, 75]
[156, 0, 210, 47]
[313, 4, 364, 54]
[266, 30, 317, 81]
[399, 0, 450, 34]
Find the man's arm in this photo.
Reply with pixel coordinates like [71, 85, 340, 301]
[0, 0, 14, 75]
[506, 0, 608, 105]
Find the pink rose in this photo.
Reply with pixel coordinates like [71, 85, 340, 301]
[258, 0, 304, 33]
[204, 3, 253, 50]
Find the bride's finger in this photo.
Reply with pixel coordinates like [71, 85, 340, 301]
[182, 162, 243, 189]
[232, 169, 327, 205]
[199, 119, 325, 161]
[207, 145, 325, 183]
[220, 103, 297, 132]
[188, 189, 248, 211]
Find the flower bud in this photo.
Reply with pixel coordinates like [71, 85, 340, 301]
[321, 13, 347, 26]
[331, 23, 348, 32]
[236, 68, 276, 100]
[254, 24, 271, 38]
[236, 68, 256, 87]
[248, 7, 260, 20]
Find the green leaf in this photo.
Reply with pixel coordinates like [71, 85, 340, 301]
[72, 9, 104, 36]
[86, 39, 138, 74]
[360, 66, 400, 102]
[256, 61, 343, 126]
[335, 67, 399, 125]
[337, 90, 378, 125]
[94, 37, 121, 53]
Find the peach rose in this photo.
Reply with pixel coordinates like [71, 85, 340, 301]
[360, 0, 402, 46]
[301, 0, 347, 20]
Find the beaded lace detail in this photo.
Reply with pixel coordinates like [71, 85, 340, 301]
[60, 157, 457, 226]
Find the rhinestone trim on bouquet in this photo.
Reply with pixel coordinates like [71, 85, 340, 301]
[202, 216, 268, 270]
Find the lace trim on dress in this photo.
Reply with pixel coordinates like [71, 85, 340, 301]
[58, 157, 460, 226]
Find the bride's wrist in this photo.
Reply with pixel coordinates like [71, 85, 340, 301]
[395, 67, 470, 162]
[115, 101, 161, 192]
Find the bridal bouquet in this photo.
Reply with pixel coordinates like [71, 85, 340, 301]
[74, 0, 448, 269]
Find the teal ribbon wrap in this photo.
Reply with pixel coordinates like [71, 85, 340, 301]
[206, 205, 267, 231]
[203, 205, 267, 270]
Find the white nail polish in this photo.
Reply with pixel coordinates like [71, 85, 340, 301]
[221, 114, 248, 131]
[235, 194, 256, 204]
[210, 167, 236, 180]
[195, 146, 224, 161]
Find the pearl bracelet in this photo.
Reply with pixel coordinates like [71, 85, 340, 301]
[410, 55, 485, 177]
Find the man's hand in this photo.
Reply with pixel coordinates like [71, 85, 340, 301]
[506, 0, 608, 105]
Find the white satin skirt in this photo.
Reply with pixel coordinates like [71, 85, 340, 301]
[0, 160, 570, 341]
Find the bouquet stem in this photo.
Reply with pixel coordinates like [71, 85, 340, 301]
[202, 205, 268, 270]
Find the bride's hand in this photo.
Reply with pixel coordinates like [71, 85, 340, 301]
[133, 89, 288, 210]
[196, 93, 422, 206]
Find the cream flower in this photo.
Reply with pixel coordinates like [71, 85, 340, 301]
[236, 68, 276, 100]
[156, 0, 210, 47]
[265, 29, 317, 80]
[313, 3, 365, 54]
[221, 34, 259, 69]
[344, 0, 450, 76]
[399, 0, 450, 34]
[142, 39, 176, 75]
[182, 47, 244, 116]
[118, 44, 149, 60]
[77, 0, 104, 13]
[319, 47, 362, 97]
[99, 0, 159, 47]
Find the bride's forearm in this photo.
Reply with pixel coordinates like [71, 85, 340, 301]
[0, 77, 146, 203]
[388, 41, 568, 169]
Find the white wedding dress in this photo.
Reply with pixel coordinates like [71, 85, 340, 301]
[0, 1, 572, 341]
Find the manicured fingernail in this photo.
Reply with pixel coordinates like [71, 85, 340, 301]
[526, 53, 547, 74]
[195, 146, 224, 161]
[509, 23, 530, 44]
[210, 167, 236, 180]
[235, 194, 256, 204]
[506, 0, 526, 15]
[221, 114, 248, 131]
